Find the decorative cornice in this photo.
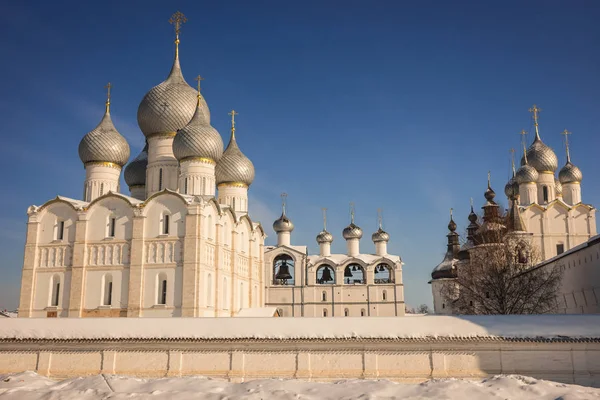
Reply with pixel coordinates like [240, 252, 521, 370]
[84, 161, 122, 170]
[218, 182, 249, 189]
[180, 156, 216, 165]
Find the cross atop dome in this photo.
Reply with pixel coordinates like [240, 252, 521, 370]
[104, 82, 111, 112]
[529, 104, 541, 126]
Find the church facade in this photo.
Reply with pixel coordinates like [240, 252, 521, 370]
[17, 14, 404, 319]
[430, 106, 597, 314]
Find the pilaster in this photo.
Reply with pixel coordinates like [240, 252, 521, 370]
[18, 218, 40, 317]
[127, 213, 145, 317]
[181, 206, 201, 317]
[68, 212, 88, 317]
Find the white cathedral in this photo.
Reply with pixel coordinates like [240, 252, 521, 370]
[430, 106, 597, 314]
[17, 14, 405, 319]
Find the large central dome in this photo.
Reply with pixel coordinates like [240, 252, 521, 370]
[137, 49, 210, 137]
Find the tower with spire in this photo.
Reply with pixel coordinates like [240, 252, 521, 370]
[78, 83, 130, 202]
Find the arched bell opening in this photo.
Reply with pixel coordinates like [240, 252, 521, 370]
[273, 254, 295, 285]
[343, 263, 365, 284]
[374, 263, 394, 284]
[316, 264, 335, 284]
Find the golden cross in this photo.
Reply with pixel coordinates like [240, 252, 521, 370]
[529, 104, 541, 125]
[561, 129, 572, 161]
[194, 75, 204, 94]
[228, 109, 238, 128]
[104, 82, 111, 112]
[322, 208, 328, 231]
[169, 11, 187, 38]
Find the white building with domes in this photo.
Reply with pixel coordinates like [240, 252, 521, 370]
[16, 14, 404, 319]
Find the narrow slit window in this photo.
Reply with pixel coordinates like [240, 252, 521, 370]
[557, 243, 565, 255]
[100, 183, 104, 196]
[344, 308, 349, 317]
[543, 186, 549, 203]
[360, 309, 365, 317]
[57, 221, 65, 240]
[109, 217, 116, 237]
[184, 178, 188, 195]
[323, 309, 327, 317]
[104, 281, 113, 306]
[158, 168, 163, 191]
[322, 291, 327, 302]
[51, 280, 60, 307]
[159, 279, 167, 305]
[163, 215, 170, 235]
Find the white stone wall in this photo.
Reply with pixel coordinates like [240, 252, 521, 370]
[1, 339, 598, 386]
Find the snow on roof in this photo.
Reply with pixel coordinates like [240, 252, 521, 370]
[235, 307, 279, 317]
[2, 315, 599, 341]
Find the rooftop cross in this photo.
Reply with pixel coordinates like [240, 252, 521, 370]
[169, 11, 187, 57]
[487, 171, 491, 188]
[377, 208, 383, 229]
[228, 109, 238, 139]
[510, 148, 516, 175]
[104, 82, 111, 113]
[520, 129, 529, 162]
[194, 75, 204, 94]
[322, 208, 328, 231]
[281, 193, 288, 215]
[529, 105, 542, 139]
[349, 202, 355, 224]
[561, 129, 572, 162]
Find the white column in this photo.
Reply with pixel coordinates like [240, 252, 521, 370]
[277, 232, 291, 247]
[217, 184, 248, 215]
[319, 242, 331, 257]
[346, 238, 359, 257]
[178, 159, 216, 196]
[146, 134, 179, 197]
[83, 162, 121, 202]
[563, 183, 581, 205]
[375, 241, 387, 256]
[519, 182, 537, 206]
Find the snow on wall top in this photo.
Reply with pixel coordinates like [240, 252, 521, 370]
[2, 315, 600, 341]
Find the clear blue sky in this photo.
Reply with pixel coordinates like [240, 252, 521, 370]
[1, 1, 599, 311]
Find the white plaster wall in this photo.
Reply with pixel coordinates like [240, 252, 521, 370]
[218, 185, 248, 214]
[84, 269, 129, 310]
[144, 194, 187, 238]
[32, 271, 72, 317]
[1, 340, 598, 386]
[146, 136, 178, 196]
[38, 203, 77, 244]
[86, 197, 134, 241]
[142, 267, 183, 316]
[178, 160, 216, 196]
[84, 165, 121, 202]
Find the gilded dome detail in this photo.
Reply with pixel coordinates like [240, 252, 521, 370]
[79, 105, 130, 167]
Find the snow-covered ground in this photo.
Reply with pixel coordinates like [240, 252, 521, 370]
[0, 372, 598, 399]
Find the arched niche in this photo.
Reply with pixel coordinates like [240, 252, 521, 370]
[316, 264, 335, 284]
[374, 263, 394, 284]
[273, 253, 295, 285]
[343, 263, 365, 284]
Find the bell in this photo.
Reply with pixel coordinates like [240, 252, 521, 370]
[275, 260, 293, 283]
[379, 265, 386, 272]
[344, 267, 353, 277]
[321, 267, 333, 282]
[352, 265, 357, 272]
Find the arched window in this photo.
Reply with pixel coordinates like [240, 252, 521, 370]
[162, 214, 170, 235]
[157, 273, 167, 305]
[206, 273, 212, 307]
[316, 265, 335, 284]
[543, 186, 549, 203]
[322, 291, 327, 302]
[344, 308, 349, 317]
[102, 274, 113, 306]
[442, 303, 445, 309]
[56, 220, 65, 241]
[273, 254, 294, 285]
[382, 290, 387, 301]
[360, 309, 366, 317]
[50, 274, 60, 307]
[343, 264, 365, 284]
[374, 264, 393, 284]
[158, 168, 163, 191]
[108, 216, 116, 238]
[184, 178, 188, 194]
[222, 277, 229, 310]
[323, 309, 328, 317]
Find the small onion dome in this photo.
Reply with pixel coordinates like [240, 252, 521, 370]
[520, 135, 558, 173]
[316, 230, 334, 244]
[124, 143, 148, 187]
[343, 223, 363, 240]
[555, 178, 563, 196]
[273, 213, 294, 233]
[468, 207, 478, 224]
[215, 132, 255, 186]
[484, 185, 496, 202]
[372, 228, 390, 243]
[79, 107, 130, 167]
[447, 217, 457, 233]
[137, 49, 210, 137]
[172, 97, 223, 162]
[559, 161, 583, 184]
[515, 164, 539, 184]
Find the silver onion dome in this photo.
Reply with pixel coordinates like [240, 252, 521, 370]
[273, 213, 294, 233]
[555, 178, 563, 197]
[316, 230, 333, 244]
[343, 223, 363, 240]
[515, 164, 539, 185]
[559, 162, 583, 184]
[520, 134, 558, 173]
[215, 127, 255, 187]
[137, 49, 210, 137]
[79, 106, 130, 167]
[124, 143, 148, 187]
[504, 177, 519, 199]
[371, 228, 390, 243]
[172, 96, 223, 162]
